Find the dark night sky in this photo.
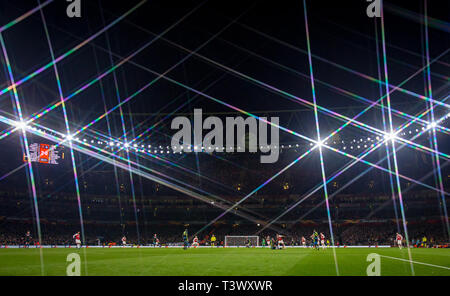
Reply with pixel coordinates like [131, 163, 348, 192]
[0, 0, 448, 195]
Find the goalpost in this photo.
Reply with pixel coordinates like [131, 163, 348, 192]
[225, 236, 259, 247]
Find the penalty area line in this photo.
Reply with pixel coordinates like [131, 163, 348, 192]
[380, 255, 450, 270]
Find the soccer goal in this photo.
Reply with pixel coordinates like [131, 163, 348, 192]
[225, 236, 259, 247]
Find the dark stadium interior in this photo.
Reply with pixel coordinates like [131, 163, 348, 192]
[0, 0, 449, 250]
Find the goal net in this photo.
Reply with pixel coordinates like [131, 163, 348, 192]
[225, 236, 259, 247]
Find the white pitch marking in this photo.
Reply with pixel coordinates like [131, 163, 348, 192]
[380, 255, 450, 270]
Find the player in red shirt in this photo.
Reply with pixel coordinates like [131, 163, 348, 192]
[121, 236, 127, 247]
[73, 232, 81, 249]
[277, 234, 285, 249]
[192, 236, 199, 248]
[301, 236, 306, 248]
[320, 233, 326, 249]
[396, 233, 403, 249]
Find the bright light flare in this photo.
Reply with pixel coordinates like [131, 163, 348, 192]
[14, 120, 28, 130]
[427, 121, 437, 129]
[315, 139, 325, 148]
[384, 132, 397, 141]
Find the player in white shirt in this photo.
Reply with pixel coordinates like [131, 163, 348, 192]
[122, 236, 127, 247]
[153, 234, 160, 247]
[192, 236, 199, 247]
[73, 232, 81, 249]
[396, 233, 403, 249]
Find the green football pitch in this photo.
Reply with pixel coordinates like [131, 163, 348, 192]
[0, 247, 449, 276]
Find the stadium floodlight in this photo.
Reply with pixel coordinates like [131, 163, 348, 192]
[427, 121, 437, 129]
[66, 134, 73, 141]
[14, 120, 28, 130]
[384, 132, 397, 141]
[225, 236, 259, 247]
[316, 139, 324, 148]
[124, 143, 129, 148]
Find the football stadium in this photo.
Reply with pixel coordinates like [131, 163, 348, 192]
[0, 0, 449, 280]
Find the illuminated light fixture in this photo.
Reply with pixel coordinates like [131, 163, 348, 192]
[427, 121, 437, 129]
[124, 143, 129, 148]
[109, 142, 114, 146]
[316, 139, 324, 148]
[14, 120, 28, 130]
[133, 144, 138, 148]
[384, 132, 397, 141]
[66, 134, 73, 141]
